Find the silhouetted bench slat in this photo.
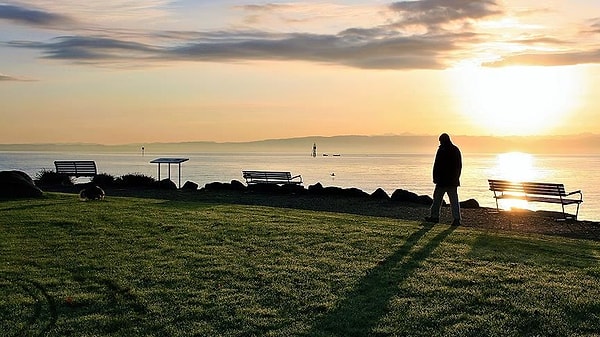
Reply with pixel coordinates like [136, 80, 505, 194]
[488, 179, 583, 220]
[242, 170, 302, 185]
[54, 160, 97, 177]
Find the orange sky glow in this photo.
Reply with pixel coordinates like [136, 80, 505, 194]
[1, 1, 600, 144]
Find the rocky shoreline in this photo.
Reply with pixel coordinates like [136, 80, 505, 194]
[2, 169, 599, 241]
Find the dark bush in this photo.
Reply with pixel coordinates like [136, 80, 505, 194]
[35, 169, 73, 186]
[116, 173, 156, 188]
[92, 173, 115, 187]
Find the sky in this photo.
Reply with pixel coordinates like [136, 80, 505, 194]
[2, 0, 600, 144]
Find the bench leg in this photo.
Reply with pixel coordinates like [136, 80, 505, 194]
[557, 203, 580, 221]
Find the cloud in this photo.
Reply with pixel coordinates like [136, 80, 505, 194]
[5, 0, 600, 70]
[0, 72, 35, 81]
[484, 50, 600, 67]
[0, 3, 74, 27]
[0, 73, 17, 81]
[589, 18, 600, 33]
[389, 0, 503, 29]
[483, 18, 600, 67]
[235, 2, 376, 26]
[6, 0, 495, 70]
[10, 28, 469, 70]
[9, 36, 160, 61]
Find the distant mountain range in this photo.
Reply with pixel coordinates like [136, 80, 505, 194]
[1, 134, 599, 155]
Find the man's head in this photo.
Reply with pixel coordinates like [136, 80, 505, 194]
[439, 133, 451, 144]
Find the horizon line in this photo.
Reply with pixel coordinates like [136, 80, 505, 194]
[1, 132, 599, 147]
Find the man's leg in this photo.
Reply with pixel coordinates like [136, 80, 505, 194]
[428, 185, 445, 220]
[447, 187, 461, 224]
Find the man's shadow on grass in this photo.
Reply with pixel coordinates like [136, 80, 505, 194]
[304, 223, 456, 336]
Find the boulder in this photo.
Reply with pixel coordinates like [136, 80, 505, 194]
[182, 181, 199, 191]
[157, 179, 177, 190]
[308, 182, 324, 195]
[391, 189, 433, 205]
[342, 187, 370, 198]
[247, 183, 281, 194]
[230, 180, 247, 191]
[417, 195, 434, 205]
[371, 188, 390, 200]
[279, 184, 307, 195]
[390, 189, 420, 203]
[204, 181, 230, 191]
[322, 186, 345, 196]
[460, 198, 480, 209]
[0, 171, 43, 198]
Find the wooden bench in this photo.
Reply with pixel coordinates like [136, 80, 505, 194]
[54, 160, 97, 177]
[242, 170, 302, 185]
[488, 179, 583, 220]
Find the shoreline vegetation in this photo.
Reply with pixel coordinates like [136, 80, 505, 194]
[2, 184, 600, 335]
[1, 134, 600, 154]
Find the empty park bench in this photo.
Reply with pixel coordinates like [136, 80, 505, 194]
[488, 179, 583, 220]
[54, 160, 98, 177]
[242, 170, 302, 185]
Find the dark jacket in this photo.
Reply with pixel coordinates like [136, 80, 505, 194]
[432, 138, 462, 187]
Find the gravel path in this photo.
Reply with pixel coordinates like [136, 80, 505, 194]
[406, 205, 600, 241]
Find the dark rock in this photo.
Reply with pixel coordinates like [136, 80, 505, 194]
[204, 181, 247, 192]
[308, 182, 324, 195]
[460, 198, 480, 209]
[391, 189, 434, 205]
[279, 184, 307, 195]
[247, 183, 281, 194]
[182, 181, 199, 191]
[0, 170, 43, 198]
[323, 186, 345, 196]
[343, 187, 370, 198]
[158, 179, 177, 190]
[230, 180, 246, 191]
[204, 182, 230, 191]
[391, 189, 420, 203]
[371, 188, 390, 200]
[417, 195, 434, 205]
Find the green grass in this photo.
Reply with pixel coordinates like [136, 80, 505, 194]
[1, 193, 599, 336]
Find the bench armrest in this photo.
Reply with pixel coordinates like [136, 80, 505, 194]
[290, 175, 302, 182]
[566, 190, 582, 197]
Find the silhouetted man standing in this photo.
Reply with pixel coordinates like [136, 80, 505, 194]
[425, 133, 462, 226]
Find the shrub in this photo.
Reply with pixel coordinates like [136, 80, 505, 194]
[116, 173, 156, 188]
[35, 169, 73, 186]
[92, 173, 115, 187]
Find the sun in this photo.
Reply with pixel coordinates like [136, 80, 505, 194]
[450, 65, 582, 135]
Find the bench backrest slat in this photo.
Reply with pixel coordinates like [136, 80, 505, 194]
[54, 160, 97, 176]
[243, 171, 292, 180]
[488, 179, 566, 196]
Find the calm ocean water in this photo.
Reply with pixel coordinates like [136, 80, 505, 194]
[1, 151, 598, 221]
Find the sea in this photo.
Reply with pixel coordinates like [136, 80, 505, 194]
[1, 151, 598, 222]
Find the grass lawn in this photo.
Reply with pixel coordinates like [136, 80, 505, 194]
[1, 192, 600, 336]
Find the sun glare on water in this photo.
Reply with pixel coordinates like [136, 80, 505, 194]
[493, 152, 538, 182]
[451, 65, 582, 135]
[490, 152, 541, 211]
